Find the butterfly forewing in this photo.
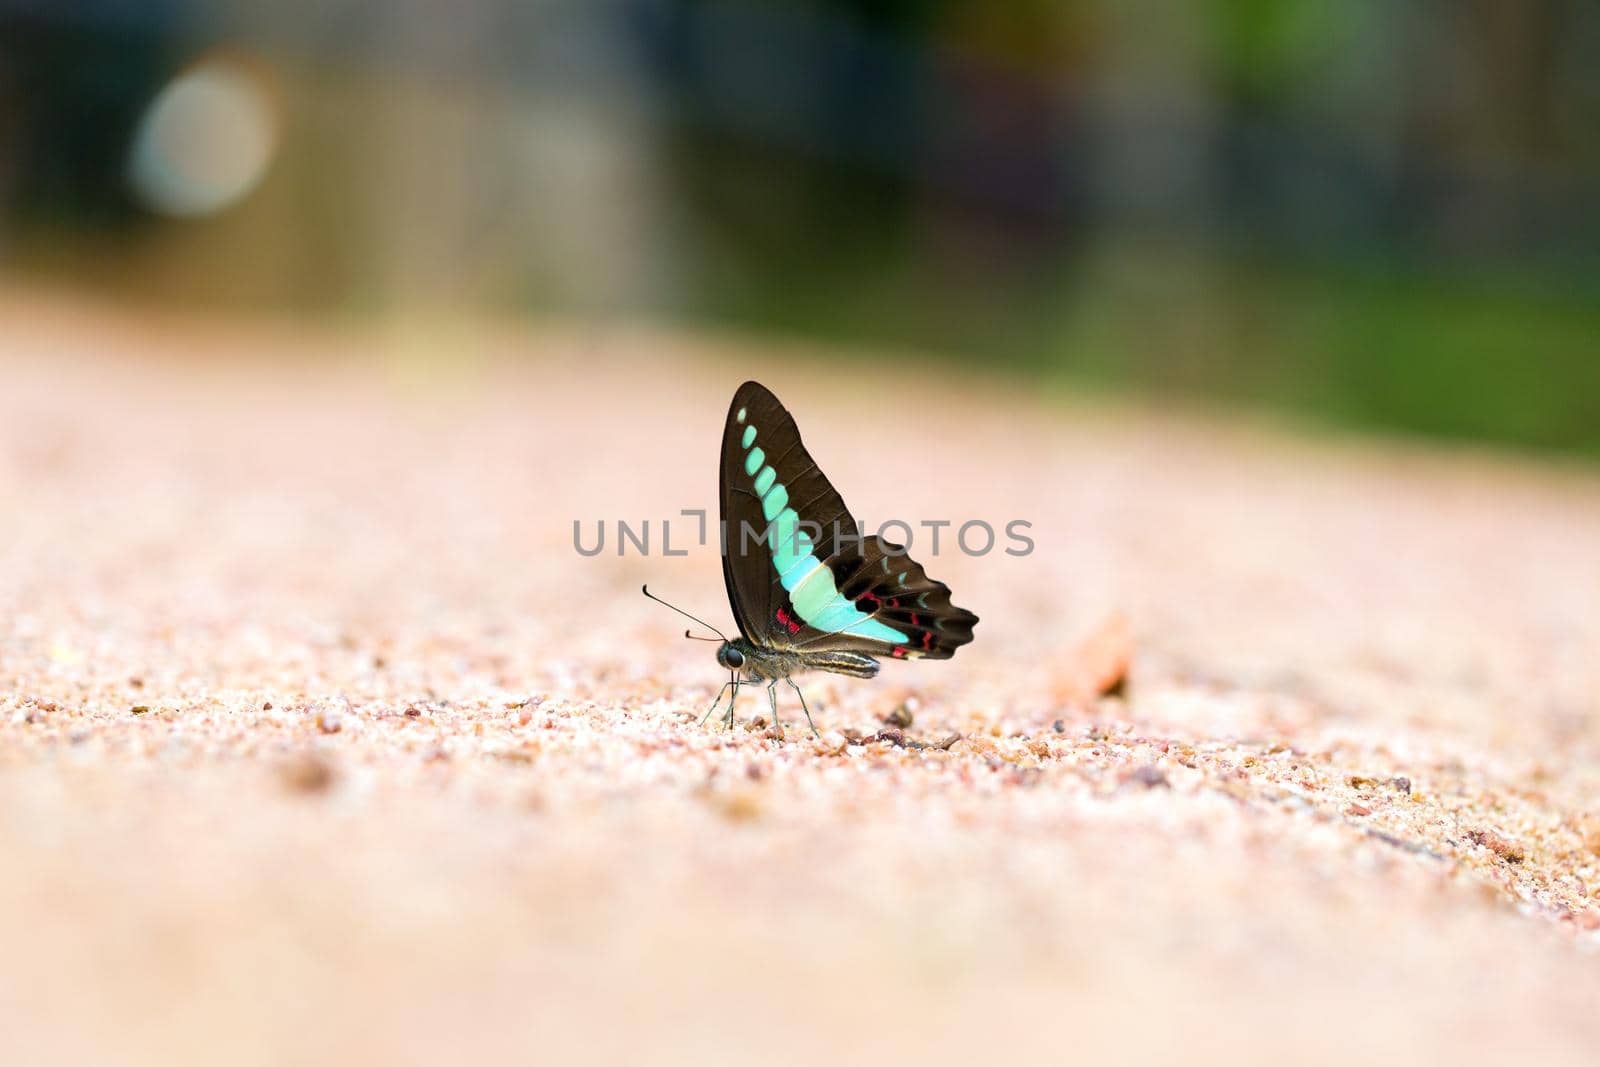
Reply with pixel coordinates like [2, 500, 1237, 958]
[719, 381, 978, 660]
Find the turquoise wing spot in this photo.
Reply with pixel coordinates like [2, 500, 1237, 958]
[737, 407, 747, 424]
[742, 425, 757, 448]
[754, 466, 776, 496]
[771, 513, 817, 580]
[849, 616, 907, 643]
[769, 509, 803, 571]
[780, 554, 822, 589]
[761, 484, 789, 521]
[742, 452, 906, 646]
[789, 567, 835, 619]
[811, 598, 863, 631]
[825, 613, 907, 644]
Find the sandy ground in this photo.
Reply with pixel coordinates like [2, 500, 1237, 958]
[3, 294, 1600, 1066]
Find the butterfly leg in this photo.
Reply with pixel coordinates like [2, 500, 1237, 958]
[700, 678, 734, 726]
[766, 680, 784, 734]
[785, 677, 820, 739]
[722, 682, 740, 730]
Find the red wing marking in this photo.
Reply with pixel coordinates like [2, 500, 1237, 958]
[775, 607, 803, 635]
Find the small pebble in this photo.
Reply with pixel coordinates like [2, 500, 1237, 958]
[1122, 764, 1170, 790]
[1466, 829, 1524, 863]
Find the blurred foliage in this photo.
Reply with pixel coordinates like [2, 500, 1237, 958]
[3, 0, 1598, 457]
[1207, 0, 1349, 105]
[690, 228, 1600, 456]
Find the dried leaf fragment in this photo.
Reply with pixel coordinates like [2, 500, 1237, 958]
[1052, 612, 1134, 704]
[281, 754, 336, 794]
[716, 790, 763, 822]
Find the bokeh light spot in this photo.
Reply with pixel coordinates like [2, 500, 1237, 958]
[127, 57, 278, 218]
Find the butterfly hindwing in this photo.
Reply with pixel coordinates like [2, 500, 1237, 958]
[828, 534, 977, 660]
[719, 380, 978, 660]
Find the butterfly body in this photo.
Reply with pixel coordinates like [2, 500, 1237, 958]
[716, 637, 880, 682]
[696, 380, 978, 735]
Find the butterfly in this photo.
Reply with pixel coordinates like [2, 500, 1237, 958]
[646, 380, 978, 737]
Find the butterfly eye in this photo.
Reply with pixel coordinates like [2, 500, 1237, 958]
[719, 645, 744, 670]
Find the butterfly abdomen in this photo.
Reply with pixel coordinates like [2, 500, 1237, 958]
[729, 639, 880, 681]
[795, 649, 880, 679]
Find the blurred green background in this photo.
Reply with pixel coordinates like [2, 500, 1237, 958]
[3, 0, 1598, 454]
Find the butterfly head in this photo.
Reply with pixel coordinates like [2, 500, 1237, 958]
[715, 641, 745, 672]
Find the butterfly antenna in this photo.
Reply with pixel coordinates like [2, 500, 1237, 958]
[641, 585, 728, 642]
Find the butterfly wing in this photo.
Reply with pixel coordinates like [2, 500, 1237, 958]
[719, 380, 978, 659]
